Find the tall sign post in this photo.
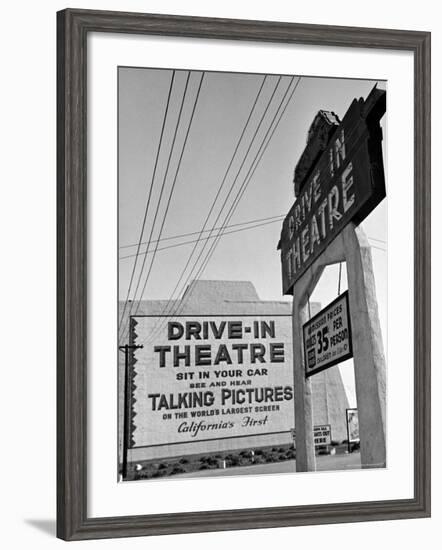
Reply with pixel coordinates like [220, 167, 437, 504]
[278, 86, 387, 471]
[119, 342, 144, 480]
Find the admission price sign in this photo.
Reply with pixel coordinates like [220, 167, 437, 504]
[303, 291, 353, 377]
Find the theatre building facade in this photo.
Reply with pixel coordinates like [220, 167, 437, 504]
[118, 280, 350, 465]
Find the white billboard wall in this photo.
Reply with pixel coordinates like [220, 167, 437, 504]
[128, 314, 294, 461]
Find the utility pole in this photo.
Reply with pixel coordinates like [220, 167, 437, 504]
[118, 343, 143, 480]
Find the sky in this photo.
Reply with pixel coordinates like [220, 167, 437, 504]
[118, 67, 387, 407]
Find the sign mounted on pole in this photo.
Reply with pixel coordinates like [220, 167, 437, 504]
[278, 87, 386, 295]
[346, 408, 360, 443]
[303, 291, 353, 377]
[291, 424, 332, 446]
[313, 424, 332, 446]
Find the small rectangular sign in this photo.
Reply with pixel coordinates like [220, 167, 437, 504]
[291, 424, 332, 446]
[303, 291, 353, 377]
[314, 424, 332, 446]
[346, 408, 360, 443]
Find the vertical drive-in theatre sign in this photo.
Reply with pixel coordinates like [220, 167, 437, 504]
[303, 291, 353, 377]
[278, 87, 386, 295]
[129, 314, 294, 460]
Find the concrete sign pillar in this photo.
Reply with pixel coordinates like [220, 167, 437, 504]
[292, 222, 386, 471]
[292, 296, 316, 472]
[342, 224, 386, 468]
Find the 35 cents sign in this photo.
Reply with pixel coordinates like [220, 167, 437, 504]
[303, 291, 353, 377]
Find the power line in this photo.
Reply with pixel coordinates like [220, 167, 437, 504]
[121, 73, 207, 341]
[143, 76, 284, 343]
[119, 216, 284, 260]
[200, 77, 302, 270]
[153, 75, 268, 307]
[119, 223, 387, 258]
[187, 77, 302, 305]
[199, 76, 384, 289]
[132, 75, 272, 342]
[367, 236, 386, 244]
[152, 77, 297, 342]
[118, 70, 176, 330]
[143, 76, 301, 346]
[198, 152, 386, 297]
[119, 212, 285, 250]
[131, 72, 206, 321]
[119, 71, 193, 340]
[172, 75, 302, 329]
[369, 243, 387, 252]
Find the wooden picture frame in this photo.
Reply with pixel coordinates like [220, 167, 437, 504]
[57, 8, 431, 541]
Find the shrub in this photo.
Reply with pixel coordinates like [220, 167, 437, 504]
[228, 456, 240, 467]
[136, 471, 153, 480]
[158, 463, 168, 470]
[179, 458, 189, 464]
[171, 466, 185, 475]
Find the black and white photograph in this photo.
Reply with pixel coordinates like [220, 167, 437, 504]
[0, 0, 435, 546]
[117, 67, 387, 482]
